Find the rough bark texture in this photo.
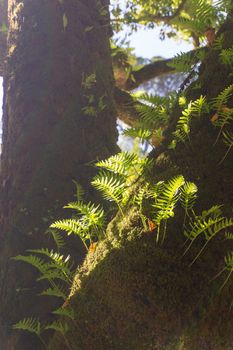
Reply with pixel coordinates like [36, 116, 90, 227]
[0, 0, 7, 76]
[0, 0, 118, 348]
[48, 14, 233, 350]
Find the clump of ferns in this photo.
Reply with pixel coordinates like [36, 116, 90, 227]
[13, 230, 76, 349]
[123, 93, 175, 148]
[12, 152, 152, 346]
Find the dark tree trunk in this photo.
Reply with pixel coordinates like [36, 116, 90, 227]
[0, 0, 118, 348]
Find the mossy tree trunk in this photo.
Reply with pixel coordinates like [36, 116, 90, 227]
[0, 0, 118, 348]
[48, 11, 233, 350]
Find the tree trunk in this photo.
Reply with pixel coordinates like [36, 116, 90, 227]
[0, 0, 118, 348]
[48, 12, 233, 350]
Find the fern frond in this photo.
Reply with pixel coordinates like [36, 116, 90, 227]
[72, 180, 85, 201]
[220, 47, 233, 65]
[28, 249, 74, 280]
[211, 84, 233, 111]
[47, 229, 65, 251]
[91, 170, 126, 205]
[180, 181, 198, 211]
[51, 219, 86, 237]
[224, 251, 233, 270]
[225, 232, 233, 240]
[153, 176, 185, 242]
[173, 96, 207, 144]
[46, 320, 69, 335]
[12, 255, 49, 275]
[168, 51, 197, 73]
[41, 285, 67, 300]
[13, 318, 42, 336]
[53, 306, 75, 320]
[95, 152, 139, 176]
[64, 201, 105, 229]
[123, 127, 152, 142]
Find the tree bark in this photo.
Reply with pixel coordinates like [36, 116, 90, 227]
[0, 0, 118, 348]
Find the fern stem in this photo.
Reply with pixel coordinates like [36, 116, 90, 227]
[219, 145, 232, 164]
[161, 220, 167, 244]
[189, 238, 211, 266]
[220, 270, 233, 291]
[38, 336, 47, 348]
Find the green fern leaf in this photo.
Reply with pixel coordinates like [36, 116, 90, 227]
[13, 318, 42, 336]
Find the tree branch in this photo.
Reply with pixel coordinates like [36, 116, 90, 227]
[120, 47, 207, 91]
[114, 87, 140, 127]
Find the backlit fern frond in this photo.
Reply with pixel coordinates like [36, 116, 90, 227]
[91, 171, 126, 206]
[180, 181, 198, 212]
[153, 175, 185, 242]
[64, 201, 105, 229]
[28, 249, 73, 279]
[123, 127, 152, 143]
[95, 152, 139, 176]
[173, 96, 207, 144]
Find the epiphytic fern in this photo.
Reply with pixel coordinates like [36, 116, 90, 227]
[180, 181, 198, 226]
[13, 318, 46, 347]
[173, 95, 207, 145]
[51, 201, 105, 249]
[153, 175, 185, 243]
